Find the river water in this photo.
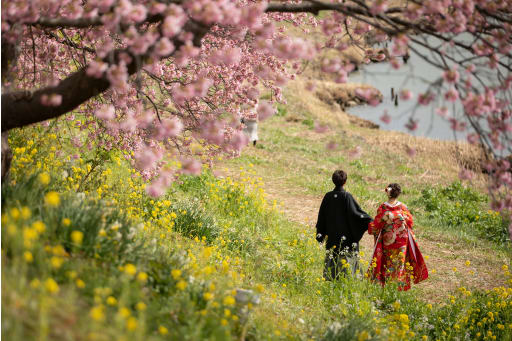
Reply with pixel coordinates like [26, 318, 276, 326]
[347, 48, 470, 141]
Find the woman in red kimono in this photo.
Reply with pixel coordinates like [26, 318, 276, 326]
[367, 183, 428, 291]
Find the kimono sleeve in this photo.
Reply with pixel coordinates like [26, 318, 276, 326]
[315, 195, 328, 242]
[368, 204, 385, 236]
[345, 193, 373, 242]
[402, 204, 414, 229]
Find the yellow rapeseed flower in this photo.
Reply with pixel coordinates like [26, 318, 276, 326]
[10, 208, 20, 220]
[38, 172, 51, 185]
[124, 263, 137, 276]
[357, 331, 369, 341]
[158, 326, 168, 335]
[90, 305, 105, 321]
[118, 307, 131, 318]
[171, 269, 182, 280]
[23, 251, 33, 263]
[176, 280, 187, 290]
[126, 317, 138, 331]
[32, 221, 46, 233]
[76, 279, 85, 288]
[223, 295, 235, 306]
[30, 279, 40, 289]
[135, 302, 147, 311]
[220, 319, 228, 326]
[204, 292, 214, 301]
[21, 206, 31, 220]
[62, 218, 71, 227]
[71, 230, 84, 245]
[106, 296, 117, 306]
[44, 191, 60, 207]
[51, 256, 64, 269]
[137, 272, 148, 283]
[45, 278, 59, 294]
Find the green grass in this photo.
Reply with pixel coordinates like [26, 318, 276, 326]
[3, 87, 512, 340]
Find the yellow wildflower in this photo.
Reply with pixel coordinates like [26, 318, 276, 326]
[135, 302, 147, 311]
[38, 172, 51, 185]
[32, 221, 46, 233]
[124, 264, 137, 276]
[45, 278, 59, 294]
[223, 295, 235, 306]
[30, 279, 40, 289]
[71, 230, 84, 245]
[126, 317, 138, 331]
[118, 307, 131, 318]
[171, 269, 182, 280]
[10, 208, 20, 220]
[50, 256, 64, 268]
[137, 272, 148, 283]
[357, 331, 369, 341]
[76, 279, 85, 288]
[90, 306, 105, 321]
[62, 218, 71, 227]
[23, 251, 33, 263]
[21, 207, 31, 220]
[176, 280, 187, 290]
[44, 191, 60, 207]
[158, 326, 168, 335]
[106, 296, 117, 306]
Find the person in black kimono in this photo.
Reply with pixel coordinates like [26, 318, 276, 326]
[316, 170, 372, 280]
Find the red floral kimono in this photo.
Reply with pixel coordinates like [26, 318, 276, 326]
[367, 201, 428, 291]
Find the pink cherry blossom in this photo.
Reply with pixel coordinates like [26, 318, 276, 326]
[370, 0, 388, 16]
[444, 88, 459, 102]
[257, 101, 275, 120]
[348, 146, 362, 158]
[154, 117, 183, 140]
[94, 105, 116, 120]
[326, 141, 339, 151]
[154, 37, 175, 57]
[435, 107, 450, 118]
[405, 118, 418, 131]
[458, 168, 474, 180]
[355, 88, 381, 106]
[418, 92, 434, 106]
[135, 147, 163, 170]
[314, 123, 329, 134]
[86, 60, 108, 78]
[380, 111, 391, 124]
[180, 157, 202, 176]
[405, 145, 416, 157]
[162, 6, 186, 38]
[400, 89, 413, 101]
[443, 68, 460, 84]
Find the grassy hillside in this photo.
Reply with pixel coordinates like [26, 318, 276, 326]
[3, 84, 512, 340]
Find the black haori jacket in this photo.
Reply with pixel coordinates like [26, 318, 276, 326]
[315, 186, 372, 253]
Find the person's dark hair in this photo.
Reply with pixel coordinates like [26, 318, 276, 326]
[386, 183, 401, 199]
[332, 170, 347, 187]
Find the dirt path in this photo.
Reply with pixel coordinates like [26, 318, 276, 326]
[221, 165, 509, 303]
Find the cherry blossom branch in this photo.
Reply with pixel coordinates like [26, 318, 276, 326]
[1, 20, 209, 132]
